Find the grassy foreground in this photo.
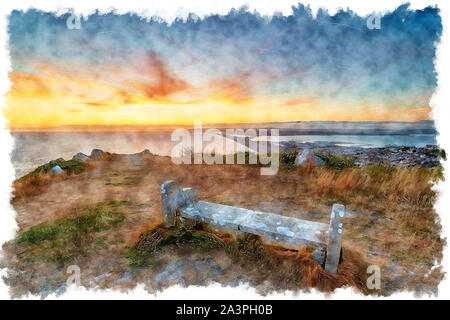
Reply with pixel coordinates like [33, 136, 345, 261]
[16, 201, 126, 265]
[1, 151, 445, 296]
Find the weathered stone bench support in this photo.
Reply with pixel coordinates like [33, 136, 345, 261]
[324, 204, 345, 273]
[161, 180, 345, 274]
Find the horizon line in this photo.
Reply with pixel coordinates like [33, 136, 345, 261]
[7, 120, 434, 133]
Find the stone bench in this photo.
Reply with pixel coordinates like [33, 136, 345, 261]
[161, 180, 345, 273]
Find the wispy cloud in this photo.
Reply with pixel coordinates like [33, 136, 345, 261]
[4, 3, 442, 127]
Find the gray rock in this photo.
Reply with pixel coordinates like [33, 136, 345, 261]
[55, 284, 67, 295]
[312, 247, 326, 268]
[90, 149, 104, 159]
[295, 148, 324, 166]
[115, 272, 134, 284]
[49, 165, 63, 175]
[153, 259, 227, 287]
[72, 152, 90, 162]
[153, 260, 186, 286]
[55, 157, 65, 162]
[224, 277, 252, 288]
[89, 271, 112, 287]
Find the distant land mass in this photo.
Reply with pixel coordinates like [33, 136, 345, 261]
[10, 120, 436, 136]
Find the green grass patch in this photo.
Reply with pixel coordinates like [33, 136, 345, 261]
[105, 182, 125, 187]
[424, 148, 446, 160]
[104, 175, 140, 187]
[316, 154, 355, 170]
[19, 159, 87, 181]
[16, 201, 127, 264]
[136, 203, 152, 208]
[108, 200, 133, 207]
[279, 151, 297, 170]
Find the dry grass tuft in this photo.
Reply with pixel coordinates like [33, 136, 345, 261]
[12, 160, 96, 199]
[129, 223, 370, 294]
[286, 247, 369, 293]
[12, 173, 68, 199]
[296, 164, 441, 209]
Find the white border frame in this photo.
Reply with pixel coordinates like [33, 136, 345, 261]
[1, 0, 449, 300]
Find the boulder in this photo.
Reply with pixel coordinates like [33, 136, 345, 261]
[295, 148, 324, 166]
[49, 165, 63, 175]
[72, 152, 90, 162]
[90, 149, 104, 159]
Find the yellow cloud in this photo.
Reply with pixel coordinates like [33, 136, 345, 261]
[3, 62, 433, 130]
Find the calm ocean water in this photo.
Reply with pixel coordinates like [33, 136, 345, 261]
[10, 129, 437, 178]
[275, 134, 436, 148]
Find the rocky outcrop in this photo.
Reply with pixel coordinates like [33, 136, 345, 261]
[285, 144, 443, 168]
[72, 149, 146, 163]
[72, 149, 107, 161]
[90, 149, 104, 159]
[295, 148, 324, 166]
[353, 145, 443, 168]
[72, 152, 90, 162]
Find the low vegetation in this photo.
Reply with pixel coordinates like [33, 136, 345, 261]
[316, 153, 355, 170]
[296, 163, 442, 208]
[15, 201, 126, 265]
[127, 222, 370, 293]
[3, 152, 444, 296]
[13, 159, 89, 199]
[196, 151, 299, 169]
[18, 159, 87, 182]
[279, 151, 298, 169]
[126, 223, 227, 267]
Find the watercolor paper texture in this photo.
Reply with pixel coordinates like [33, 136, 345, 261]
[0, 3, 446, 297]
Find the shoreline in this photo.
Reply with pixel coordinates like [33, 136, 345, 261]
[14, 143, 445, 181]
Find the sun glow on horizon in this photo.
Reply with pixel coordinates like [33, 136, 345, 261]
[4, 7, 439, 129]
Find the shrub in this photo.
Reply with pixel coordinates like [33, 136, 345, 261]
[18, 159, 87, 182]
[316, 154, 355, 170]
[279, 152, 298, 169]
[424, 148, 446, 161]
[126, 223, 227, 267]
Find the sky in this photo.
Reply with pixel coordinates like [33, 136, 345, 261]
[3, 3, 442, 129]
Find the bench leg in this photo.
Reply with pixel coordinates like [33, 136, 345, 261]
[324, 204, 345, 274]
[161, 181, 198, 226]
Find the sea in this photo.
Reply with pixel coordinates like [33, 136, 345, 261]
[10, 121, 438, 178]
